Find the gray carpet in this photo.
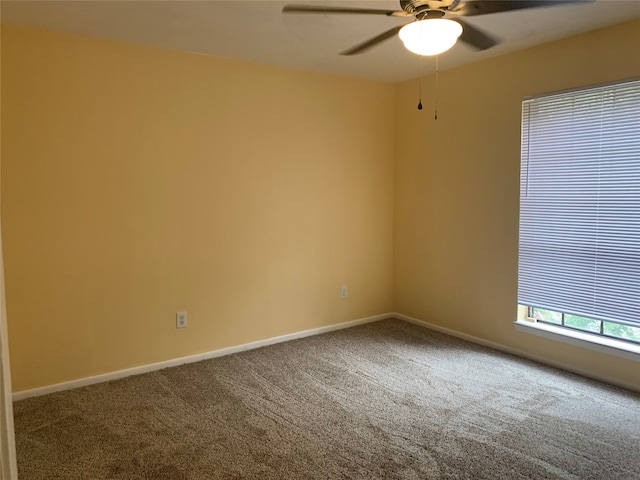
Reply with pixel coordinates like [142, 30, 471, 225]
[14, 319, 640, 479]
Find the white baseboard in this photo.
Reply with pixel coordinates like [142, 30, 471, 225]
[394, 313, 640, 394]
[15, 312, 638, 401]
[13, 313, 393, 401]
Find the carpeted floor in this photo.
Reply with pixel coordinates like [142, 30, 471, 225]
[14, 319, 640, 479]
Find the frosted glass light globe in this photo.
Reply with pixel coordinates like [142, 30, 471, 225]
[399, 19, 463, 56]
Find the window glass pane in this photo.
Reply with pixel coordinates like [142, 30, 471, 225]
[532, 308, 562, 325]
[603, 322, 640, 343]
[564, 314, 601, 333]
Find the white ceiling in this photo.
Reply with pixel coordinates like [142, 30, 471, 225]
[2, 0, 640, 83]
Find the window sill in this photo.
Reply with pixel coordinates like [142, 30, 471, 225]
[514, 319, 640, 363]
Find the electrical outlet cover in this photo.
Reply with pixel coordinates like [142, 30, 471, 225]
[176, 311, 188, 329]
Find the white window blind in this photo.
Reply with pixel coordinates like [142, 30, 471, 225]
[518, 79, 640, 328]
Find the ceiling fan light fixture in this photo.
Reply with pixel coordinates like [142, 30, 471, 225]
[399, 19, 463, 56]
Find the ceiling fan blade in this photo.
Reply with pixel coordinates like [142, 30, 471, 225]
[450, 0, 590, 17]
[456, 18, 499, 51]
[282, 5, 410, 17]
[340, 24, 407, 56]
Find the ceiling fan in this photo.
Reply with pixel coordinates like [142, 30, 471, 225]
[282, 0, 587, 56]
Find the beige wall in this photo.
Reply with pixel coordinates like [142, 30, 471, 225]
[1, 25, 395, 392]
[0, 13, 20, 475]
[394, 19, 640, 389]
[3, 19, 640, 394]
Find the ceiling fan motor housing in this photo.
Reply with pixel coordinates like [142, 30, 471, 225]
[400, 0, 460, 16]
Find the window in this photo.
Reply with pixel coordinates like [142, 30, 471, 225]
[518, 78, 640, 347]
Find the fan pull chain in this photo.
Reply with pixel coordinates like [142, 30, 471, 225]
[417, 55, 423, 110]
[434, 55, 439, 120]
